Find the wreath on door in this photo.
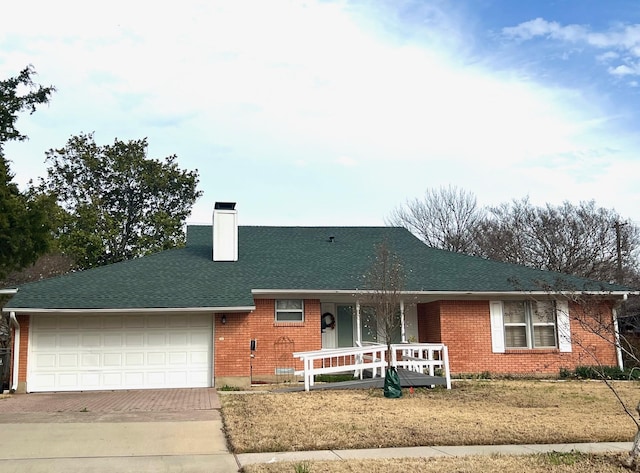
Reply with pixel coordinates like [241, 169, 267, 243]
[321, 312, 336, 332]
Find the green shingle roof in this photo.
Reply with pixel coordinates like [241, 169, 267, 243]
[3, 225, 633, 310]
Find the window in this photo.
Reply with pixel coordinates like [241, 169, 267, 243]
[502, 300, 557, 349]
[275, 299, 304, 322]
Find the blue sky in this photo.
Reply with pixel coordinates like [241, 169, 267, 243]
[2, 0, 640, 226]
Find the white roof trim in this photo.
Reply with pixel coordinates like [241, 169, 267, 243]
[2, 305, 256, 314]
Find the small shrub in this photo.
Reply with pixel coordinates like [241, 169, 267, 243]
[563, 365, 640, 380]
[294, 461, 311, 473]
[558, 367, 572, 379]
[218, 385, 242, 391]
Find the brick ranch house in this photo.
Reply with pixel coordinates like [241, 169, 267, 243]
[2, 203, 636, 392]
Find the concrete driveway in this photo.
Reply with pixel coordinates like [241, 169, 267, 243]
[0, 388, 238, 473]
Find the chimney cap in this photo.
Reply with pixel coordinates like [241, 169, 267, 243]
[214, 202, 236, 210]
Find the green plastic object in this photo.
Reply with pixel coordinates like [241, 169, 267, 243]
[384, 367, 402, 398]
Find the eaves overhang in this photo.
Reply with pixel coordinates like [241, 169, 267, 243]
[251, 289, 638, 299]
[1, 305, 256, 315]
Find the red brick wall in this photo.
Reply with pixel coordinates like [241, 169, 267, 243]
[11, 314, 30, 383]
[214, 299, 322, 378]
[417, 300, 618, 376]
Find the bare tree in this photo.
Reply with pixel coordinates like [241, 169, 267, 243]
[476, 199, 640, 283]
[542, 292, 640, 470]
[386, 185, 483, 253]
[389, 190, 639, 284]
[361, 241, 405, 398]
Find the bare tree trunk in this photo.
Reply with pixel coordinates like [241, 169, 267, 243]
[623, 403, 640, 471]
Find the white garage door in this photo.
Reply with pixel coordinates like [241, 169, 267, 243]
[28, 313, 213, 392]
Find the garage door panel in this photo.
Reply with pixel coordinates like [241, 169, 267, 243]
[190, 314, 211, 327]
[103, 353, 122, 366]
[36, 354, 56, 368]
[81, 353, 100, 367]
[167, 372, 187, 385]
[35, 334, 57, 349]
[59, 373, 78, 387]
[59, 354, 78, 367]
[104, 316, 123, 329]
[168, 315, 188, 328]
[59, 334, 79, 347]
[82, 334, 101, 347]
[80, 317, 102, 329]
[170, 333, 188, 345]
[168, 352, 187, 365]
[148, 352, 166, 365]
[190, 351, 209, 364]
[191, 333, 210, 345]
[58, 316, 79, 329]
[28, 314, 213, 392]
[148, 333, 166, 346]
[35, 316, 58, 330]
[125, 316, 145, 328]
[147, 315, 167, 328]
[125, 352, 144, 366]
[125, 333, 144, 347]
[189, 371, 209, 384]
[104, 372, 122, 385]
[34, 373, 56, 387]
[124, 372, 145, 385]
[80, 373, 100, 387]
[104, 334, 122, 347]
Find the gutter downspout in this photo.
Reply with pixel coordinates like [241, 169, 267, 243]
[9, 312, 19, 392]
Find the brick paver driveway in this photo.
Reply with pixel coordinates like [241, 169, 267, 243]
[0, 388, 219, 419]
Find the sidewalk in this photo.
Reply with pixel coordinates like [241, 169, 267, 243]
[236, 441, 633, 467]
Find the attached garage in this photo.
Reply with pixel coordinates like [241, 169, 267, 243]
[27, 313, 213, 392]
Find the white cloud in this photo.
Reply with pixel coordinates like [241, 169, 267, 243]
[2, 1, 639, 226]
[596, 51, 619, 62]
[503, 17, 640, 77]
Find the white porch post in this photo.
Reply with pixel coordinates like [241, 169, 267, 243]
[400, 299, 406, 343]
[613, 307, 624, 370]
[355, 300, 362, 346]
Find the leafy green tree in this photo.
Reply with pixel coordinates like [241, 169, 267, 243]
[0, 65, 55, 148]
[0, 66, 55, 279]
[38, 133, 203, 269]
[0, 159, 54, 279]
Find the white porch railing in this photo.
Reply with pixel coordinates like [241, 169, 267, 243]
[392, 343, 451, 390]
[293, 343, 451, 391]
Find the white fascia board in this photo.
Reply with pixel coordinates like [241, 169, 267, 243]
[251, 289, 636, 298]
[1, 305, 256, 314]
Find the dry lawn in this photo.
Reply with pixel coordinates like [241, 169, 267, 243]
[242, 452, 630, 473]
[220, 380, 639, 453]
